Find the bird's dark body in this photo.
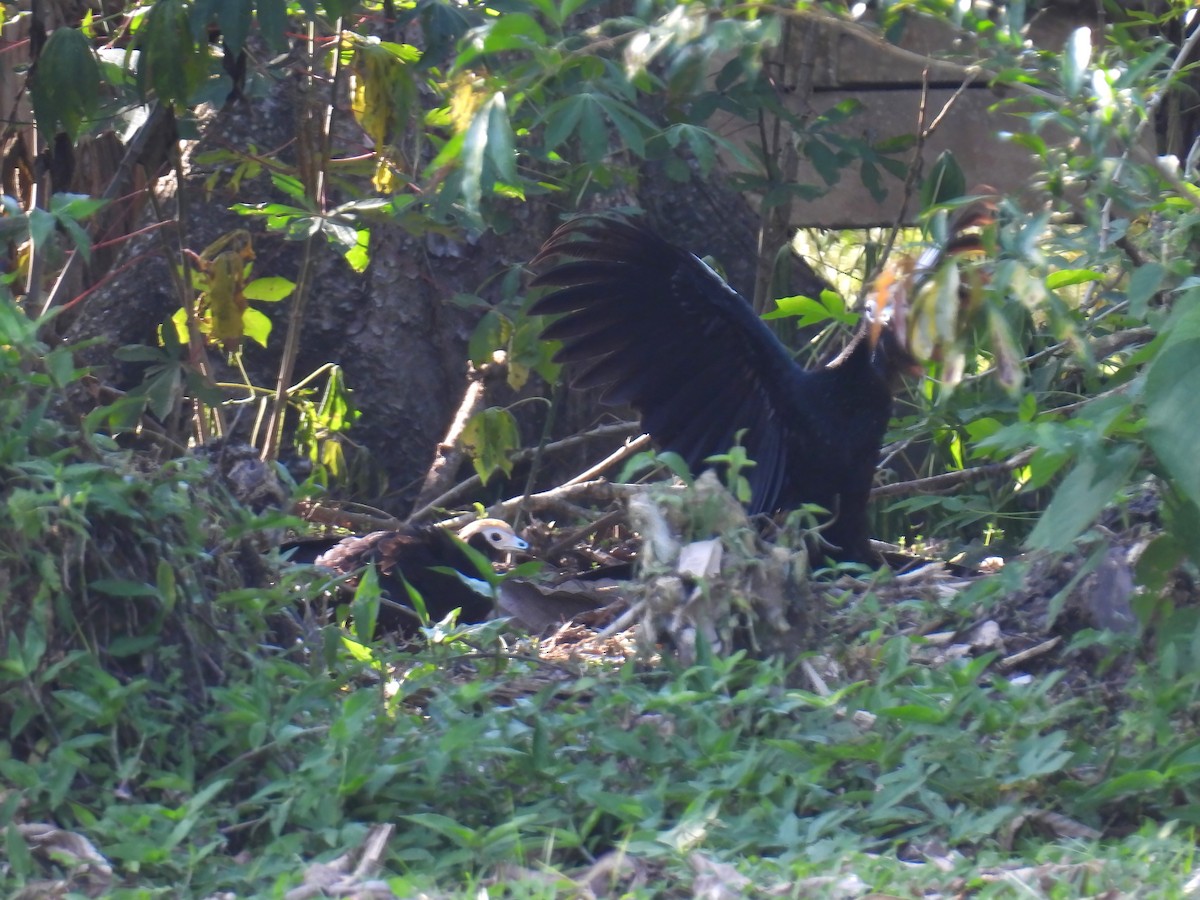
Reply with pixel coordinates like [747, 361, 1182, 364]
[532, 215, 908, 563]
[297, 519, 527, 632]
[314, 527, 491, 625]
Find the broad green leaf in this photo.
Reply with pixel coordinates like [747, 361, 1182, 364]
[920, 150, 965, 211]
[460, 406, 519, 485]
[323, 0, 358, 19]
[542, 95, 585, 150]
[578, 97, 608, 163]
[594, 94, 652, 157]
[49, 193, 107, 219]
[243, 276, 295, 302]
[485, 93, 516, 183]
[459, 12, 547, 68]
[1127, 261, 1165, 320]
[460, 96, 492, 220]
[30, 27, 100, 141]
[1045, 269, 1103, 290]
[1146, 300, 1200, 511]
[133, 0, 209, 106]
[242, 306, 272, 348]
[1025, 445, 1137, 552]
[5, 824, 33, 880]
[90, 579, 160, 598]
[878, 704, 947, 724]
[763, 291, 856, 327]
[27, 208, 55, 252]
[315, 365, 358, 433]
[44, 346, 76, 388]
[256, 0, 290, 52]
[1079, 769, 1165, 804]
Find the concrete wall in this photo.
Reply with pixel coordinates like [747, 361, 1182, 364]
[708, 9, 1105, 228]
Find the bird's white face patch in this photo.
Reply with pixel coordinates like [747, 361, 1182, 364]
[481, 526, 529, 552]
[458, 518, 529, 552]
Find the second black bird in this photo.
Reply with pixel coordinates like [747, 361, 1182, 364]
[531, 215, 920, 564]
[314, 518, 529, 631]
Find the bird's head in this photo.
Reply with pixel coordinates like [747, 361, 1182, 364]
[866, 190, 998, 386]
[457, 518, 530, 558]
[865, 259, 923, 388]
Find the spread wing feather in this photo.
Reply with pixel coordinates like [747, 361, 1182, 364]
[531, 214, 809, 514]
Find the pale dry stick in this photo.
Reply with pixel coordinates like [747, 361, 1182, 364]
[564, 433, 653, 486]
[409, 352, 509, 516]
[873, 67, 979, 282]
[454, 478, 662, 533]
[998, 636, 1062, 670]
[406, 421, 641, 523]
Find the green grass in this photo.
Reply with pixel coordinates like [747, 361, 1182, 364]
[2, 304, 1199, 897]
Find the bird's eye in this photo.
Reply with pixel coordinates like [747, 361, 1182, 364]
[490, 532, 501, 542]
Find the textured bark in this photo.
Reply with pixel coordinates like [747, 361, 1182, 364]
[60, 74, 771, 516]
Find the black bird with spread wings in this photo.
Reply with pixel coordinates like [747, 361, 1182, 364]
[531, 215, 921, 563]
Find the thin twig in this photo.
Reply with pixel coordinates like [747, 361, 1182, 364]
[871, 447, 1035, 499]
[262, 17, 345, 463]
[41, 103, 171, 315]
[406, 421, 640, 523]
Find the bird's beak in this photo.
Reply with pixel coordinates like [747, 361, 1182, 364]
[868, 260, 913, 350]
[868, 258, 924, 378]
[500, 534, 530, 554]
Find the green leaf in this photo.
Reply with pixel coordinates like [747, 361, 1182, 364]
[460, 99, 490, 220]
[806, 139, 842, 186]
[214, 0, 253, 56]
[242, 306, 272, 348]
[27, 208, 55, 252]
[762, 291, 856, 327]
[878, 704, 947, 724]
[256, 0, 290, 52]
[90, 579, 160, 598]
[594, 94, 652, 157]
[5, 824, 33, 880]
[352, 567, 381, 643]
[542, 95, 585, 150]
[1146, 300, 1200, 511]
[1045, 269, 1103, 290]
[133, 0, 209, 106]
[920, 150, 965, 211]
[459, 406, 519, 485]
[107, 635, 160, 657]
[44, 346, 76, 388]
[1126, 261, 1165, 320]
[243, 276, 295, 302]
[49, 193, 107, 220]
[458, 12, 546, 67]
[1025, 445, 1138, 552]
[30, 27, 100, 141]
[404, 812, 476, 845]
[485, 93, 516, 183]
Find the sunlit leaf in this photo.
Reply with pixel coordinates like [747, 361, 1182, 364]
[243, 276, 295, 302]
[460, 406, 519, 485]
[1061, 26, 1092, 98]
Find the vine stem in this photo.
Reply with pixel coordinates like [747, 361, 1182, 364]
[261, 17, 344, 463]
